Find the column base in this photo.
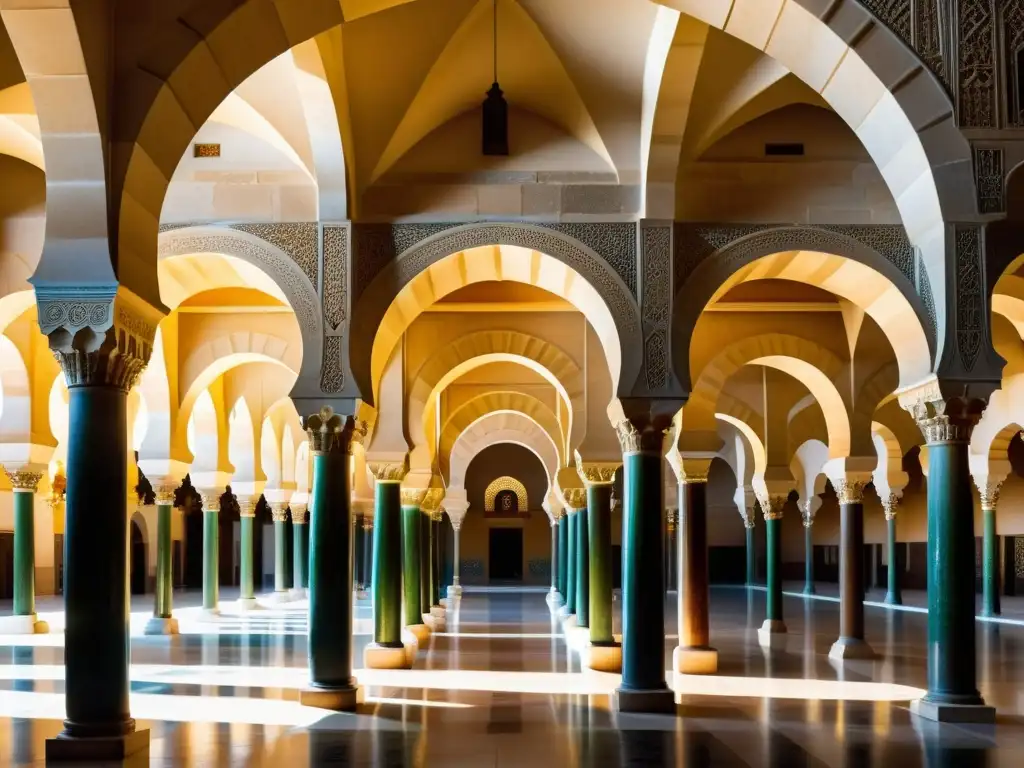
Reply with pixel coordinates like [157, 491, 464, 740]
[546, 590, 564, 609]
[556, 605, 572, 620]
[405, 623, 431, 646]
[237, 598, 260, 612]
[424, 614, 446, 632]
[802, 585, 816, 595]
[884, 592, 902, 606]
[446, 584, 462, 600]
[582, 641, 621, 672]
[562, 614, 578, 631]
[911, 696, 996, 724]
[828, 637, 876, 661]
[429, 605, 446, 618]
[143, 616, 179, 636]
[364, 643, 413, 670]
[673, 645, 719, 675]
[612, 686, 676, 714]
[757, 620, 788, 649]
[0, 614, 48, 634]
[299, 684, 364, 711]
[565, 625, 590, 650]
[46, 729, 150, 762]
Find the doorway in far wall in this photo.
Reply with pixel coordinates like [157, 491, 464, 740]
[489, 528, 523, 582]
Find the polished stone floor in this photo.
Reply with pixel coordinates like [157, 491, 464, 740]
[0, 587, 1022, 766]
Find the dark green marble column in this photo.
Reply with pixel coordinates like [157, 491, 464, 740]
[978, 484, 1001, 618]
[564, 510, 577, 615]
[366, 476, 406, 667]
[5, 471, 41, 622]
[613, 411, 673, 714]
[575, 501, 590, 629]
[144, 484, 180, 634]
[202, 492, 220, 614]
[401, 489, 429, 640]
[430, 515, 441, 607]
[56, 380, 141, 747]
[558, 516, 568, 598]
[758, 495, 787, 647]
[829, 480, 873, 660]
[352, 514, 363, 590]
[665, 510, 677, 592]
[238, 503, 255, 604]
[674, 473, 716, 674]
[586, 483, 615, 645]
[299, 409, 363, 710]
[745, 519, 756, 586]
[272, 504, 289, 599]
[362, 516, 374, 590]
[911, 409, 993, 722]
[418, 509, 430, 615]
[292, 508, 309, 597]
[883, 495, 902, 606]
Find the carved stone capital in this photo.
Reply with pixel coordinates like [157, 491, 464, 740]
[291, 504, 309, 524]
[758, 494, 786, 521]
[741, 507, 756, 529]
[367, 459, 409, 484]
[237, 498, 256, 518]
[37, 285, 162, 392]
[881, 492, 900, 521]
[420, 487, 444, 513]
[153, 484, 177, 506]
[400, 488, 427, 508]
[797, 500, 814, 528]
[900, 384, 987, 445]
[975, 479, 1002, 511]
[302, 407, 366, 455]
[561, 487, 587, 511]
[197, 489, 223, 513]
[3, 469, 43, 492]
[609, 398, 678, 454]
[833, 479, 866, 505]
[573, 451, 619, 486]
[270, 502, 289, 523]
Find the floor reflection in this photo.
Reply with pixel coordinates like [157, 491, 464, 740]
[0, 589, 1020, 766]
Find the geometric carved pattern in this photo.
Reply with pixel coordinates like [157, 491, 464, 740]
[975, 147, 1005, 214]
[322, 224, 348, 331]
[641, 224, 671, 391]
[320, 335, 344, 393]
[484, 476, 528, 512]
[1006, 0, 1024, 126]
[958, 0, 996, 128]
[955, 225, 983, 373]
[1017, 536, 1024, 578]
[231, 223, 319, 292]
[917, 257, 938, 343]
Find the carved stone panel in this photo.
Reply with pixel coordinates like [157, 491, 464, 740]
[322, 224, 348, 331]
[641, 224, 671, 391]
[1001, 0, 1024, 126]
[974, 147, 1005, 214]
[954, 225, 983, 373]
[230, 223, 319, 292]
[957, 0, 997, 128]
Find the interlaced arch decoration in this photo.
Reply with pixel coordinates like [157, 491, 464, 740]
[484, 476, 529, 513]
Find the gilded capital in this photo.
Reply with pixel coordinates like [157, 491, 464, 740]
[741, 509, 756, 530]
[797, 500, 814, 528]
[270, 502, 289, 523]
[291, 504, 309, 524]
[199, 491, 222, 512]
[237, 498, 256, 518]
[614, 419, 669, 454]
[561, 486, 587, 511]
[573, 451, 619, 486]
[833, 479, 866, 505]
[368, 459, 409, 484]
[759, 494, 786, 521]
[975, 479, 1002, 511]
[400, 487, 428, 507]
[420, 487, 444, 514]
[153, 484, 177, 506]
[902, 392, 986, 445]
[881, 492, 900, 521]
[302, 407, 367, 456]
[4, 469, 43, 492]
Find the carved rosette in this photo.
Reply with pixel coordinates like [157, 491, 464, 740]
[368, 460, 409, 484]
[400, 488, 428, 508]
[976, 480, 1001, 511]
[291, 504, 309, 524]
[881, 493, 900, 521]
[237, 498, 256, 518]
[758, 495, 786, 521]
[561, 487, 587, 511]
[833, 479, 866, 505]
[270, 502, 289, 523]
[302, 407, 367, 456]
[37, 287, 162, 392]
[3, 469, 43, 492]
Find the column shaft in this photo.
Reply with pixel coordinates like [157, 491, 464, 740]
[550, 523, 558, 594]
[557, 518, 567, 596]
[63, 386, 133, 736]
[745, 525, 756, 586]
[363, 521, 374, 590]
[274, 519, 288, 594]
[620, 451, 667, 692]
[982, 507, 1000, 617]
[803, 523, 815, 595]
[239, 515, 254, 601]
[665, 517, 677, 591]
[418, 512, 430, 613]
[353, 517, 363, 588]
[373, 484, 403, 646]
[885, 515, 902, 605]
[588, 485, 614, 643]
[301, 523, 310, 589]
[565, 512, 577, 614]
[430, 518, 440, 606]
[452, 525, 462, 588]
[678, 482, 711, 651]
[203, 506, 219, 611]
[924, 440, 984, 707]
[307, 444, 356, 695]
[12, 490, 35, 616]
[293, 521, 309, 593]
[155, 503, 174, 615]
[402, 505, 423, 626]
[830, 498, 872, 659]
[765, 517, 782, 624]
[576, 503, 590, 628]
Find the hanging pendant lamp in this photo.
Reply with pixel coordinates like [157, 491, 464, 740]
[482, 0, 509, 156]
